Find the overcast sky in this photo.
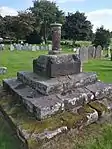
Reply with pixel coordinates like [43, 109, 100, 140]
[0, 0, 112, 32]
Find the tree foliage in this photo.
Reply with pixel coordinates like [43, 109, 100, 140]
[63, 11, 93, 41]
[30, 0, 65, 43]
[0, 1, 111, 44]
[92, 26, 111, 48]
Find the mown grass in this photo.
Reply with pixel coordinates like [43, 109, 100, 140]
[0, 49, 112, 149]
[0, 116, 25, 149]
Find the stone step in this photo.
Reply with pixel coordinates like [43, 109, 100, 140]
[86, 81, 112, 100]
[3, 78, 64, 120]
[17, 71, 98, 95]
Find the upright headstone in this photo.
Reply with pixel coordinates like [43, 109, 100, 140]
[79, 47, 88, 72]
[40, 46, 44, 50]
[0, 44, 4, 50]
[49, 23, 62, 54]
[79, 47, 88, 63]
[28, 44, 32, 51]
[36, 46, 40, 51]
[45, 45, 48, 50]
[10, 44, 14, 51]
[88, 46, 95, 59]
[108, 46, 111, 58]
[95, 45, 102, 59]
[48, 44, 52, 51]
[32, 45, 36, 51]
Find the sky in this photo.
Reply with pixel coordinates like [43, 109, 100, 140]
[0, 0, 112, 32]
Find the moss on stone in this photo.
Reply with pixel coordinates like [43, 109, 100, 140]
[0, 97, 84, 135]
[84, 104, 95, 113]
[89, 101, 108, 115]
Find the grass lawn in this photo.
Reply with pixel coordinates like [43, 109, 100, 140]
[0, 49, 112, 149]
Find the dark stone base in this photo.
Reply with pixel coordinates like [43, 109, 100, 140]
[33, 54, 81, 78]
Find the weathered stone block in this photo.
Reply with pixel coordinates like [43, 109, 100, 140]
[3, 78, 64, 120]
[86, 81, 112, 100]
[33, 54, 81, 78]
[88, 101, 108, 117]
[17, 71, 98, 95]
[58, 88, 94, 110]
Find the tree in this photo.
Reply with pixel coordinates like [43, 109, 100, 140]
[62, 11, 93, 41]
[0, 16, 5, 37]
[92, 26, 111, 49]
[30, 0, 65, 43]
[12, 11, 37, 40]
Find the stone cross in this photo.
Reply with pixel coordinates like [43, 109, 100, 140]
[49, 23, 62, 54]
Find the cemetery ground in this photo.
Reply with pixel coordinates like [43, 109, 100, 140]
[1, 49, 112, 149]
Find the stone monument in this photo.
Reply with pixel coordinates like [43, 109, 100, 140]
[2, 23, 112, 149]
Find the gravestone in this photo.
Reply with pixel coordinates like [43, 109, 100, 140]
[28, 44, 32, 51]
[0, 44, 4, 50]
[108, 47, 111, 58]
[48, 44, 52, 51]
[32, 45, 36, 51]
[88, 46, 95, 59]
[79, 47, 88, 63]
[95, 45, 102, 59]
[10, 44, 14, 51]
[36, 46, 40, 50]
[40, 46, 44, 50]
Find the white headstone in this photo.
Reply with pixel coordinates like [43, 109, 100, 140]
[108, 46, 111, 57]
[10, 44, 14, 51]
[36, 46, 40, 50]
[32, 45, 36, 51]
[48, 44, 52, 51]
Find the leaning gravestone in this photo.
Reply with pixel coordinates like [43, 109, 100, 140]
[95, 45, 102, 59]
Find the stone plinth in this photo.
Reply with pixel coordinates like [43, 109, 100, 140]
[33, 54, 81, 78]
[17, 71, 97, 95]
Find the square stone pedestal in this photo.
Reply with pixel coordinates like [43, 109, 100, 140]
[33, 54, 81, 78]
